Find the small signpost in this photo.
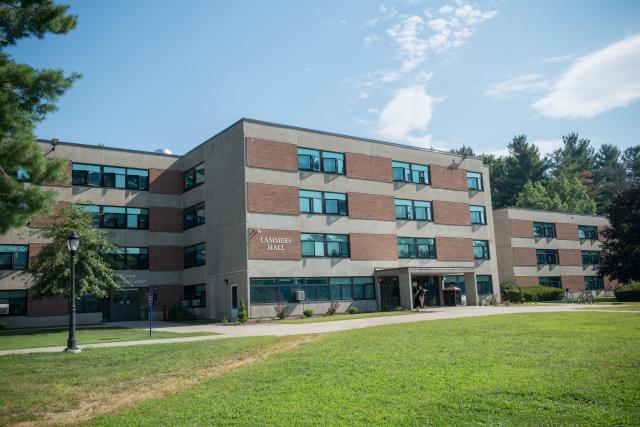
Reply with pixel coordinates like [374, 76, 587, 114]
[147, 290, 153, 336]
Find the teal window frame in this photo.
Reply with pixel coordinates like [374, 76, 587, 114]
[0, 290, 27, 316]
[581, 250, 600, 266]
[473, 240, 490, 260]
[584, 276, 604, 291]
[392, 161, 430, 184]
[397, 237, 436, 259]
[467, 171, 483, 191]
[533, 222, 556, 238]
[299, 190, 347, 216]
[395, 199, 433, 221]
[72, 163, 149, 190]
[536, 249, 559, 265]
[470, 205, 486, 225]
[539, 276, 562, 288]
[301, 233, 350, 258]
[476, 275, 493, 295]
[250, 277, 375, 304]
[0, 245, 28, 270]
[104, 247, 148, 270]
[297, 147, 345, 175]
[578, 225, 598, 240]
[79, 205, 148, 230]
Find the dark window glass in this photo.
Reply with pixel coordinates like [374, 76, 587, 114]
[72, 163, 148, 190]
[397, 237, 436, 259]
[536, 249, 559, 265]
[0, 245, 29, 269]
[578, 225, 598, 240]
[184, 163, 205, 190]
[301, 234, 349, 258]
[467, 172, 483, 191]
[539, 276, 562, 288]
[470, 205, 486, 225]
[533, 222, 556, 238]
[297, 148, 344, 175]
[0, 290, 27, 316]
[249, 277, 374, 303]
[582, 251, 600, 266]
[184, 243, 206, 268]
[476, 275, 493, 295]
[184, 284, 206, 307]
[473, 240, 490, 260]
[584, 276, 604, 291]
[392, 161, 429, 184]
[183, 202, 205, 229]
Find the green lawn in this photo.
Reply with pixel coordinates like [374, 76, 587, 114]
[0, 326, 216, 351]
[579, 302, 640, 311]
[277, 310, 415, 324]
[92, 312, 639, 426]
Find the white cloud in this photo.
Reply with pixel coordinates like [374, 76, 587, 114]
[376, 85, 435, 143]
[381, 71, 403, 82]
[533, 34, 640, 119]
[485, 74, 549, 98]
[364, 34, 379, 46]
[541, 54, 573, 64]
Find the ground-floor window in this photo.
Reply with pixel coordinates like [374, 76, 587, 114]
[0, 290, 27, 316]
[250, 277, 375, 304]
[184, 284, 206, 307]
[77, 294, 101, 313]
[443, 275, 466, 293]
[584, 276, 604, 291]
[539, 276, 562, 288]
[476, 275, 493, 295]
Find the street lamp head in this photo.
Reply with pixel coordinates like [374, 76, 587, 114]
[66, 232, 80, 252]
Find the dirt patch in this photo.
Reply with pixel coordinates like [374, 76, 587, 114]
[16, 334, 320, 427]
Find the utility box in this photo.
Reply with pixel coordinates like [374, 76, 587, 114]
[294, 290, 306, 302]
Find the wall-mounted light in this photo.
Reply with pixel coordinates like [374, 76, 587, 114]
[50, 138, 59, 151]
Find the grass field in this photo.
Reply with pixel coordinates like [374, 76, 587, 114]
[0, 326, 216, 350]
[277, 310, 414, 324]
[579, 302, 640, 311]
[1, 312, 638, 426]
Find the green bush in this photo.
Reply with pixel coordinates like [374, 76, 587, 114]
[167, 304, 194, 321]
[520, 285, 564, 302]
[326, 301, 339, 316]
[303, 309, 314, 318]
[500, 282, 524, 303]
[238, 298, 248, 323]
[347, 307, 359, 314]
[274, 303, 287, 320]
[614, 282, 640, 302]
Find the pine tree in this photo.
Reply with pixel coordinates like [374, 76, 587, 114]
[237, 298, 248, 323]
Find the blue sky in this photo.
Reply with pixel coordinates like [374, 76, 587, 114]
[9, 0, 640, 155]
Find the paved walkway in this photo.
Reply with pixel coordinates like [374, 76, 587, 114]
[1, 305, 633, 356]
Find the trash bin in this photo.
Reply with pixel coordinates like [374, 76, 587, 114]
[443, 286, 462, 306]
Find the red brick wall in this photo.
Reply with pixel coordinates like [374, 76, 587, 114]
[562, 275, 585, 291]
[350, 233, 398, 260]
[27, 290, 68, 316]
[28, 243, 47, 267]
[515, 276, 540, 287]
[248, 229, 301, 260]
[347, 193, 395, 221]
[149, 207, 182, 232]
[246, 138, 298, 172]
[556, 223, 579, 241]
[510, 220, 534, 238]
[149, 246, 183, 271]
[513, 247, 537, 266]
[247, 183, 299, 215]
[558, 249, 582, 266]
[435, 237, 473, 261]
[154, 285, 184, 309]
[430, 165, 467, 191]
[29, 201, 69, 228]
[433, 201, 470, 225]
[149, 168, 183, 195]
[345, 153, 392, 183]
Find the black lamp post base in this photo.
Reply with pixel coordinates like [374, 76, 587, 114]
[64, 346, 81, 353]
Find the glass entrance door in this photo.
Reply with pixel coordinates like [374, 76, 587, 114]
[231, 285, 238, 319]
[380, 277, 401, 311]
[413, 276, 440, 307]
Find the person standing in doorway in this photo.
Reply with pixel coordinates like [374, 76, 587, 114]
[416, 285, 426, 309]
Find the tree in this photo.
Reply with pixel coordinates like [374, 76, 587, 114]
[622, 145, 640, 181]
[237, 298, 248, 323]
[593, 144, 628, 213]
[599, 182, 640, 283]
[0, 0, 79, 233]
[24, 205, 126, 299]
[450, 145, 475, 157]
[549, 132, 596, 193]
[514, 174, 596, 214]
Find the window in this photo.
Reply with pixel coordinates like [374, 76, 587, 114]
[395, 199, 433, 221]
[184, 243, 206, 268]
[301, 234, 350, 257]
[584, 276, 604, 291]
[297, 148, 345, 175]
[0, 290, 27, 316]
[183, 163, 205, 191]
[392, 161, 430, 184]
[473, 240, 490, 260]
[476, 275, 493, 295]
[444, 275, 466, 293]
[184, 284, 206, 307]
[533, 222, 556, 238]
[0, 245, 28, 270]
[470, 205, 487, 225]
[539, 276, 562, 288]
[72, 163, 149, 190]
[467, 171, 483, 191]
[183, 202, 205, 230]
[578, 225, 598, 240]
[299, 190, 347, 216]
[536, 249, 559, 265]
[397, 237, 436, 259]
[79, 205, 148, 229]
[582, 250, 600, 266]
[250, 277, 375, 304]
[76, 295, 101, 313]
[104, 247, 148, 270]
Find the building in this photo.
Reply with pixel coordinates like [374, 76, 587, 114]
[0, 119, 504, 327]
[493, 207, 616, 293]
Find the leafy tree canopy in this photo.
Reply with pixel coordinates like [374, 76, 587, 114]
[549, 132, 596, 192]
[623, 145, 640, 181]
[514, 174, 597, 214]
[450, 145, 475, 157]
[593, 144, 628, 213]
[599, 182, 640, 283]
[0, 0, 79, 234]
[24, 204, 126, 299]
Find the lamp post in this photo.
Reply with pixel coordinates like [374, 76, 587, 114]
[65, 232, 80, 353]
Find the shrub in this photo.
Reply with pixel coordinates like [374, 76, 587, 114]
[347, 307, 359, 314]
[500, 282, 524, 303]
[326, 300, 339, 316]
[303, 309, 314, 317]
[274, 303, 287, 320]
[167, 303, 194, 321]
[238, 298, 248, 323]
[614, 282, 640, 302]
[520, 285, 564, 302]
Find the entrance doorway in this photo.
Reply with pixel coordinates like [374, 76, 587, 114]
[103, 288, 146, 321]
[231, 285, 238, 319]
[412, 276, 440, 307]
[379, 277, 401, 311]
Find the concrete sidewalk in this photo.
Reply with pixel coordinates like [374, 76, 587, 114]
[0, 305, 632, 356]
